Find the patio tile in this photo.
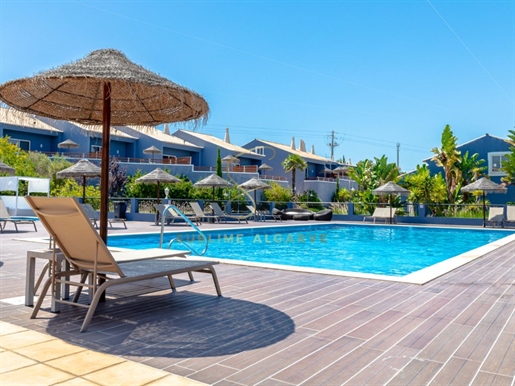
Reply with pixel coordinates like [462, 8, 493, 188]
[14, 339, 86, 362]
[0, 363, 75, 385]
[479, 331, 515, 376]
[82, 361, 170, 386]
[431, 357, 482, 385]
[0, 330, 56, 350]
[46, 350, 125, 376]
[471, 371, 514, 386]
[385, 358, 443, 386]
[0, 351, 37, 373]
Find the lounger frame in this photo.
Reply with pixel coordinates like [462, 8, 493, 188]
[26, 196, 222, 332]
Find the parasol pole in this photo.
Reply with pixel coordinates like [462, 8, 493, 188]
[82, 176, 87, 203]
[100, 82, 111, 243]
[482, 191, 486, 228]
[389, 194, 393, 224]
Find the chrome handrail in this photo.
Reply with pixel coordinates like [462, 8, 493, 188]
[159, 204, 208, 255]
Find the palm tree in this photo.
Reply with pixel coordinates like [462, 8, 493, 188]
[431, 125, 461, 203]
[458, 151, 486, 201]
[282, 154, 307, 193]
[501, 130, 515, 185]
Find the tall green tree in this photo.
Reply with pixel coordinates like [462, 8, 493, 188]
[458, 151, 486, 201]
[282, 154, 307, 193]
[402, 165, 447, 206]
[346, 156, 399, 212]
[216, 148, 222, 177]
[501, 130, 515, 185]
[431, 125, 461, 203]
[216, 148, 223, 200]
[0, 137, 36, 177]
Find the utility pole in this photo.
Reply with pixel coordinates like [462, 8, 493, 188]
[326, 130, 340, 161]
[396, 142, 400, 168]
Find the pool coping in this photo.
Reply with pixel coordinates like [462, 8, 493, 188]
[17, 222, 515, 285]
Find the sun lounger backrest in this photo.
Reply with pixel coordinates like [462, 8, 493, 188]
[154, 204, 176, 219]
[371, 207, 388, 217]
[80, 203, 100, 220]
[25, 196, 124, 276]
[189, 202, 207, 217]
[0, 199, 10, 218]
[488, 207, 504, 221]
[210, 202, 226, 216]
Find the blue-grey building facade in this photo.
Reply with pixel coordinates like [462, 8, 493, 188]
[425, 133, 514, 204]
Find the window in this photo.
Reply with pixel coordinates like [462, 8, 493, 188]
[91, 145, 102, 153]
[8, 138, 30, 151]
[488, 152, 508, 175]
[254, 146, 265, 155]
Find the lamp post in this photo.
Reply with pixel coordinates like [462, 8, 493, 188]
[164, 187, 170, 203]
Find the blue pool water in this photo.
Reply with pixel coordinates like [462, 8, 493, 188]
[108, 224, 513, 277]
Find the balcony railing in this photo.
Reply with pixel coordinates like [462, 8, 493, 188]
[193, 165, 258, 173]
[259, 174, 287, 181]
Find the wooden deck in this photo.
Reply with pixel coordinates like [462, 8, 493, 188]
[0, 220, 513, 385]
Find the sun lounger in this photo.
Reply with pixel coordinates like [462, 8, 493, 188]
[80, 203, 127, 229]
[363, 207, 397, 223]
[189, 201, 220, 223]
[155, 204, 201, 226]
[486, 206, 504, 227]
[0, 198, 38, 233]
[504, 206, 515, 228]
[25, 196, 222, 332]
[246, 205, 282, 222]
[210, 202, 249, 223]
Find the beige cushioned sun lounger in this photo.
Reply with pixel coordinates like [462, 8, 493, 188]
[80, 203, 127, 229]
[0, 198, 38, 233]
[26, 196, 222, 332]
[363, 207, 397, 223]
[210, 202, 249, 224]
[486, 206, 504, 227]
[504, 206, 515, 227]
[189, 201, 220, 223]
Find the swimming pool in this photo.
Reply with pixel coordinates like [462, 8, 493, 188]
[108, 224, 515, 281]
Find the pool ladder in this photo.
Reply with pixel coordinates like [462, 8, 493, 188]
[159, 204, 208, 255]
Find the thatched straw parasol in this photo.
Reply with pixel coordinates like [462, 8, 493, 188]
[238, 177, 271, 205]
[0, 48, 209, 242]
[136, 168, 181, 204]
[57, 159, 101, 202]
[372, 181, 410, 224]
[333, 166, 348, 175]
[57, 139, 79, 154]
[0, 161, 15, 176]
[461, 177, 507, 227]
[222, 155, 239, 165]
[143, 145, 162, 163]
[258, 163, 272, 172]
[194, 174, 233, 201]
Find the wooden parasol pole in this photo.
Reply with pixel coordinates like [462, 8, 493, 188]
[100, 82, 111, 243]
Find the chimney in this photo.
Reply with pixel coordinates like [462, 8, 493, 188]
[299, 139, 306, 152]
[224, 127, 231, 143]
[311, 145, 315, 154]
[291, 137, 296, 150]
[163, 123, 170, 135]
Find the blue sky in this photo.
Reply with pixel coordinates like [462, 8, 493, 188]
[1, 1, 513, 171]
